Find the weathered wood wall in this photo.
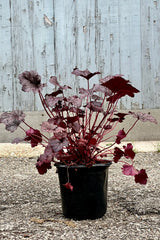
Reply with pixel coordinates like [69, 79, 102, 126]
[0, 0, 160, 111]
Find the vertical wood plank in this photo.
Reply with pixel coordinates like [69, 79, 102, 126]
[31, 0, 55, 110]
[10, 0, 35, 110]
[141, 0, 160, 109]
[53, 0, 78, 92]
[119, 0, 142, 109]
[0, 0, 13, 111]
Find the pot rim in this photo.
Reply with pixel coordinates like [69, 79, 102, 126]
[55, 161, 112, 169]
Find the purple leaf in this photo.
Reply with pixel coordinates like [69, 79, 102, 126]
[86, 101, 103, 112]
[69, 107, 85, 117]
[92, 94, 103, 101]
[79, 88, 93, 99]
[68, 121, 81, 133]
[49, 76, 72, 90]
[19, 71, 46, 93]
[54, 128, 67, 139]
[0, 110, 25, 132]
[41, 119, 57, 132]
[12, 138, 24, 144]
[93, 84, 112, 95]
[122, 164, 138, 176]
[129, 111, 158, 124]
[72, 68, 101, 80]
[113, 147, 124, 163]
[49, 76, 60, 86]
[49, 137, 69, 152]
[67, 95, 82, 107]
[45, 94, 63, 108]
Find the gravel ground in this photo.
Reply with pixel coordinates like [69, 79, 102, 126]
[0, 152, 160, 240]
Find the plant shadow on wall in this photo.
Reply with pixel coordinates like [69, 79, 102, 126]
[0, 69, 157, 186]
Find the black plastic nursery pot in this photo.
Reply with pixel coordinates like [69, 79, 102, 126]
[55, 162, 112, 220]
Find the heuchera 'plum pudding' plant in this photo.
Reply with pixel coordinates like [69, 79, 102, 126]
[0, 69, 157, 191]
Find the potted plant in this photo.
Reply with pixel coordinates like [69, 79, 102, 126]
[0, 68, 157, 220]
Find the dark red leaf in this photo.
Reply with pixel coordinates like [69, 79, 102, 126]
[123, 143, 135, 159]
[135, 169, 148, 184]
[36, 152, 52, 174]
[116, 129, 126, 144]
[49, 89, 63, 97]
[101, 75, 139, 94]
[88, 138, 97, 145]
[113, 147, 124, 163]
[25, 128, 42, 147]
[103, 125, 112, 130]
[63, 182, 73, 191]
[114, 113, 128, 122]
[67, 116, 79, 123]
[67, 95, 82, 107]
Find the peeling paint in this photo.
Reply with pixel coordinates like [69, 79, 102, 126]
[154, 1, 158, 9]
[83, 26, 87, 33]
[44, 14, 53, 27]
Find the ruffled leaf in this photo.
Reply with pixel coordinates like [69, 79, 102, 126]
[19, 71, 46, 93]
[123, 143, 135, 159]
[113, 147, 124, 163]
[72, 68, 101, 80]
[49, 76, 71, 90]
[116, 129, 126, 144]
[63, 182, 73, 191]
[0, 110, 25, 132]
[25, 128, 42, 147]
[135, 169, 148, 185]
[129, 111, 157, 124]
[122, 164, 138, 176]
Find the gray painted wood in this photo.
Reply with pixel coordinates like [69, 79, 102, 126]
[0, 0, 160, 111]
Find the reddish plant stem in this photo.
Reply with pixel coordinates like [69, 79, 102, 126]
[22, 120, 49, 140]
[90, 94, 106, 133]
[83, 81, 90, 137]
[38, 91, 54, 118]
[126, 119, 139, 135]
[19, 125, 47, 147]
[95, 100, 119, 144]
[19, 125, 26, 132]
